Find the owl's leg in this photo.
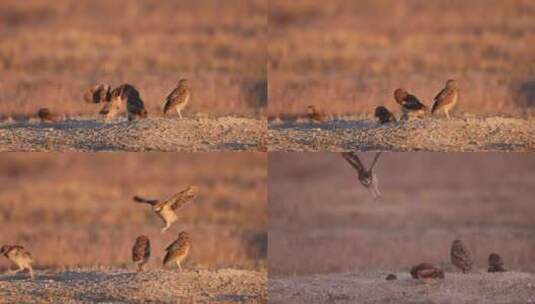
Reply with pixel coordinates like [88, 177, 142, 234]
[177, 262, 182, 271]
[161, 224, 170, 234]
[137, 262, 143, 272]
[27, 266, 34, 280]
[445, 109, 450, 120]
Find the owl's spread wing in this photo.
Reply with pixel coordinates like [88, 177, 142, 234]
[341, 152, 365, 174]
[165, 186, 198, 210]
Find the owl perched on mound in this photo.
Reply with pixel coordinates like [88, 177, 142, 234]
[374, 106, 396, 124]
[132, 235, 151, 272]
[488, 253, 506, 273]
[163, 231, 192, 271]
[393, 88, 427, 120]
[163, 79, 191, 118]
[450, 239, 473, 273]
[432, 79, 459, 119]
[101, 84, 148, 121]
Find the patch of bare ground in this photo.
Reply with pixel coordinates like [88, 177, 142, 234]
[268, 116, 535, 151]
[0, 116, 266, 152]
[269, 271, 535, 304]
[0, 268, 266, 304]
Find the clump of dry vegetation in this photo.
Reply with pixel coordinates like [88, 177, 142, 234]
[269, 0, 535, 118]
[269, 153, 535, 277]
[0, 0, 267, 119]
[0, 153, 267, 271]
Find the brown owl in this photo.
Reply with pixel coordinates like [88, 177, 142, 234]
[431, 79, 459, 119]
[101, 84, 147, 121]
[163, 231, 192, 271]
[374, 106, 396, 124]
[37, 108, 60, 123]
[488, 253, 506, 273]
[307, 105, 326, 123]
[133, 186, 198, 233]
[163, 79, 191, 118]
[450, 239, 473, 273]
[341, 152, 382, 199]
[132, 235, 151, 272]
[410, 263, 445, 280]
[1, 245, 34, 279]
[393, 88, 428, 120]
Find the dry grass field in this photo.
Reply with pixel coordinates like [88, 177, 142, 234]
[0, 0, 267, 119]
[269, 0, 535, 118]
[0, 153, 267, 302]
[268, 152, 535, 302]
[0, 153, 266, 271]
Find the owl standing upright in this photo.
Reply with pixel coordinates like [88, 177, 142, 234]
[431, 79, 459, 119]
[163, 79, 191, 118]
[132, 235, 151, 272]
[450, 239, 473, 273]
[163, 231, 192, 271]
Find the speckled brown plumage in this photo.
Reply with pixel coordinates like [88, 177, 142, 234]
[83, 84, 111, 104]
[341, 152, 381, 199]
[163, 79, 190, 118]
[133, 186, 198, 233]
[393, 88, 427, 120]
[163, 231, 192, 270]
[488, 253, 506, 273]
[451, 239, 473, 273]
[410, 263, 445, 280]
[432, 79, 459, 119]
[307, 105, 326, 123]
[374, 106, 396, 124]
[1, 245, 34, 279]
[37, 108, 60, 123]
[132, 235, 151, 272]
[101, 84, 147, 121]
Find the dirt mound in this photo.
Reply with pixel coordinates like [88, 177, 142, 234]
[0, 268, 266, 303]
[0, 116, 266, 152]
[268, 117, 535, 151]
[269, 271, 535, 304]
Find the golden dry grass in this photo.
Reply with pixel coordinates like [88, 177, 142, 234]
[268, 153, 535, 277]
[0, 0, 267, 119]
[0, 153, 266, 271]
[269, 0, 535, 117]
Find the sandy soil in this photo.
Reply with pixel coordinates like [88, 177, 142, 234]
[0, 268, 266, 304]
[268, 116, 535, 151]
[0, 116, 266, 152]
[269, 271, 535, 304]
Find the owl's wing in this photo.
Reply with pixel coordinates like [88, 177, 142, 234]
[165, 186, 198, 210]
[133, 196, 159, 206]
[341, 152, 365, 174]
[163, 86, 189, 112]
[369, 173, 381, 200]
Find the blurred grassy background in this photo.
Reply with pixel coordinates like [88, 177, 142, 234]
[269, 0, 535, 118]
[0, 153, 266, 271]
[0, 0, 267, 119]
[269, 152, 535, 277]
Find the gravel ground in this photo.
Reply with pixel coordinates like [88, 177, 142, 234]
[269, 271, 535, 304]
[268, 116, 535, 152]
[0, 116, 266, 152]
[0, 268, 266, 304]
